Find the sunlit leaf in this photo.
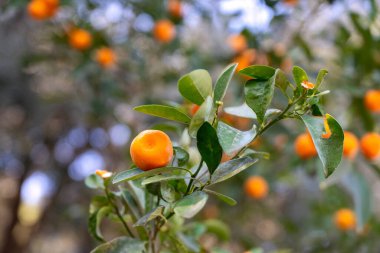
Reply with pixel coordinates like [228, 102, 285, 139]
[239, 65, 276, 79]
[188, 96, 213, 138]
[216, 122, 256, 155]
[112, 167, 190, 184]
[315, 69, 328, 89]
[203, 189, 237, 206]
[211, 157, 258, 185]
[213, 63, 237, 103]
[134, 105, 191, 124]
[178, 69, 212, 105]
[174, 191, 208, 218]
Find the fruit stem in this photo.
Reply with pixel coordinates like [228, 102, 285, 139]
[104, 184, 135, 238]
[185, 159, 203, 195]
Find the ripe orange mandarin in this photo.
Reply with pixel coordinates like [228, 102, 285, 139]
[27, 0, 59, 20]
[360, 132, 380, 160]
[153, 20, 176, 43]
[244, 176, 268, 199]
[130, 130, 173, 171]
[227, 34, 248, 53]
[95, 47, 117, 68]
[294, 132, 317, 159]
[168, 0, 183, 18]
[364, 89, 380, 113]
[69, 29, 93, 51]
[27, 0, 50, 20]
[334, 208, 356, 231]
[343, 131, 359, 159]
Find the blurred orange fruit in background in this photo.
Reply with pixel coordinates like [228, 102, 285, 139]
[69, 29, 93, 51]
[153, 20, 176, 43]
[343, 131, 359, 159]
[294, 132, 317, 159]
[364, 89, 380, 113]
[360, 132, 380, 160]
[95, 47, 117, 68]
[244, 176, 269, 199]
[334, 208, 356, 231]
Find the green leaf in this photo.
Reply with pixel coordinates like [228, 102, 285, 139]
[342, 170, 372, 231]
[151, 123, 182, 135]
[173, 147, 190, 166]
[112, 167, 190, 184]
[178, 69, 212, 105]
[134, 206, 165, 227]
[204, 219, 230, 241]
[189, 96, 213, 138]
[85, 174, 104, 189]
[134, 105, 191, 124]
[239, 65, 276, 79]
[142, 175, 187, 185]
[89, 196, 109, 214]
[315, 69, 328, 89]
[90, 236, 145, 253]
[88, 206, 112, 242]
[301, 114, 344, 177]
[197, 122, 223, 174]
[244, 75, 275, 123]
[203, 189, 237, 206]
[160, 182, 179, 203]
[224, 103, 281, 119]
[216, 122, 256, 155]
[274, 69, 289, 94]
[292, 66, 308, 87]
[211, 157, 258, 185]
[174, 191, 208, 218]
[213, 63, 237, 103]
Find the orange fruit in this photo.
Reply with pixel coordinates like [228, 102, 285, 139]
[244, 176, 268, 199]
[364, 89, 380, 113]
[130, 130, 173, 171]
[190, 104, 200, 116]
[95, 47, 117, 68]
[168, 0, 183, 18]
[153, 20, 176, 43]
[27, 0, 50, 20]
[234, 49, 256, 72]
[27, 0, 59, 20]
[283, 0, 299, 6]
[334, 208, 356, 231]
[227, 34, 248, 53]
[360, 132, 380, 160]
[294, 132, 317, 159]
[343, 131, 359, 159]
[68, 29, 93, 51]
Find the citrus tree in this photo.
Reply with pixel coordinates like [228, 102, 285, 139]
[85, 63, 344, 253]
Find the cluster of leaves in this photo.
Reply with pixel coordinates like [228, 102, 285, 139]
[85, 63, 344, 253]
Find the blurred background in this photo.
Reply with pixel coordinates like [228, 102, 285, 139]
[1, 0, 380, 252]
